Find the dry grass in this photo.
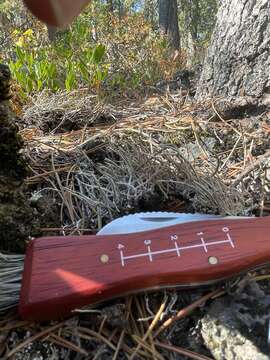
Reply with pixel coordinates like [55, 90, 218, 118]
[1, 89, 270, 359]
[20, 90, 267, 235]
[1, 290, 226, 360]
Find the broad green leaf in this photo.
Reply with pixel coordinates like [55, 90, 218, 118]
[92, 44, 106, 64]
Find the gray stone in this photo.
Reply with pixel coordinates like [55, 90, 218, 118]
[200, 281, 270, 360]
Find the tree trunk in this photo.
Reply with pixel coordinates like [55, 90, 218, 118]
[186, 31, 196, 67]
[117, 0, 125, 19]
[0, 65, 38, 252]
[47, 25, 58, 42]
[158, 0, 180, 50]
[144, 0, 157, 27]
[196, 0, 270, 99]
[107, 0, 114, 13]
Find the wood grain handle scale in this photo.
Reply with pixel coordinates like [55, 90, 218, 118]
[19, 217, 270, 320]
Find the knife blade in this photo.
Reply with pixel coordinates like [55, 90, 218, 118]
[98, 212, 222, 235]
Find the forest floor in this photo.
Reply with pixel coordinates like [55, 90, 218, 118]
[1, 88, 270, 360]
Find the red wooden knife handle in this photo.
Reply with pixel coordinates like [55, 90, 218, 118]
[19, 217, 270, 320]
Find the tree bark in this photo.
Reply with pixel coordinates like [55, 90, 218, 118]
[0, 65, 38, 252]
[144, 0, 157, 27]
[117, 0, 125, 19]
[107, 0, 114, 13]
[158, 0, 180, 50]
[196, 0, 270, 99]
[47, 25, 58, 42]
[186, 31, 196, 67]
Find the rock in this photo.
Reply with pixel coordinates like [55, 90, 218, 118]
[97, 303, 128, 329]
[200, 281, 270, 360]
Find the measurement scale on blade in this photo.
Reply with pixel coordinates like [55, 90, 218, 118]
[17, 213, 270, 321]
[118, 226, 234, 267]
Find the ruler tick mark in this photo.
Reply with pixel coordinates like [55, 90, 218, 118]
[148, 246, 153, 262]
[175, 242, 180, 256]
[171, 235, 180, 256]
[118, 227, 235, 266]
[197, 232, 208, 253]
[222, 227, 235, 248]
[120, 250, 125, 267]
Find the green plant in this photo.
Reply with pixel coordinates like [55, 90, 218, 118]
[7, 26, 107, 94]
[1, 0, 192, 97]
[9, 45, 59, 94]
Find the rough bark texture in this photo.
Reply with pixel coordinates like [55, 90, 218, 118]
[197, 0, 270, 99]
[158, 0, 180, 50]
[0, 65, 38, 252]
[47, 25, 58, 42]
[107, 0, 114, 12]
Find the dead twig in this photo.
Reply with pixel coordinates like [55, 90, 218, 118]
[112, 330, 125, 360]
[132, 335, 166, 360]
[6, 323, 64, 358]
[48, 333, 88, 356]
[154, 289, 222, 337]
[233, 149, 270, 186]
[211, 101, 242, 136]
[156, 341, 214, 360]
[75, 327, 117, 351]
[130, 295, 167, 359]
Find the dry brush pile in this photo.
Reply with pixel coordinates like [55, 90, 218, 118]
[20, 90, 270, 234]
[1, 89, 270, 359]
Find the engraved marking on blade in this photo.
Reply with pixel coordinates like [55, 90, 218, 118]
[118, 227, 235, 267]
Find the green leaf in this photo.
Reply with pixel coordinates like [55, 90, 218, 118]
[36, 79, 43, 91]
[15, 46, 25, 63]
[92, 44, 106, 64]
[65, 69, 76, 91]
[78, 62, 90, 82]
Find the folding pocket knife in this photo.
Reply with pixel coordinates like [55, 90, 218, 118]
[19, 213, 270, 320]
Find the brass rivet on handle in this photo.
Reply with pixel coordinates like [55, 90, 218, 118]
[100, 254, 109, 263]
[208, 256, 218, 265]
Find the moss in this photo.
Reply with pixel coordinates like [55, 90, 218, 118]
[0, 64, 39, 252]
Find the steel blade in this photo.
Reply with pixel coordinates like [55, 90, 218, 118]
[97, 212, 223, 235]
